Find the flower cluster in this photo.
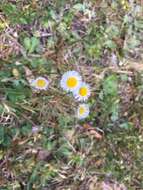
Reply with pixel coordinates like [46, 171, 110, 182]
[60, 71, 91, 119]
[29, 71, 90, 120]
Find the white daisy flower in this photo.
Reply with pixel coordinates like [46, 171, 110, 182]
[60, 71, 82, 92]
[74, 82, 91, 101]
[77, 104, 89, 119]
[31, 77, 49, 90]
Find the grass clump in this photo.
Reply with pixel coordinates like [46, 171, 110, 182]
[0, 0, 143, 189]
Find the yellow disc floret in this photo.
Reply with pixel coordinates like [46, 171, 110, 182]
[66, 77, 78, 88]
[79, 86, 88, 97]
[36, 79, 47, 88]
[79, 106, 85, 115]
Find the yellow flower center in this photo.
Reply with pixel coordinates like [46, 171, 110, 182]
[67, 77, 77, 88]
[36, 79, 46, 88]
[79, 107, 85, 115]
[79, 87, 88, 97]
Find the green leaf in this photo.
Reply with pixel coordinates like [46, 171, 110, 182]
[106, 25, 120, 38]
[19, 17, 28, 24]
[24, 37, 31, 51]
[103, 75, 118, 96]
[134, 20, 143, 29]
[0, 127, 5, 144]
[3, 135, 11, 147]
[127, 36, 140, 49]
[73, 3, 86, 11]
[27, 163, 41, 190]
[105, 40, 117, 49]
[29, 37, 39, 53]
[110, 102, 119, 122]
[119, 122, 133, 130]
[2, 3, 17, 15]
[21, 123, 32, 136]
[24, 37, 39, 53]
[0, 104, 4, 114]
